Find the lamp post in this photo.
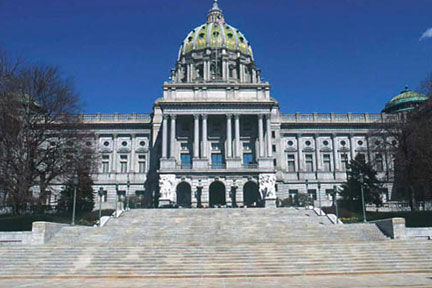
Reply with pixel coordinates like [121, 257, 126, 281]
[98, 187, 104, 226]
[126, 174, 130, 211]
[317, 181, 322, 215]
[196, 180, 203, 208]
[71, 173, 79, 226]
[360, 174, 367, 223]
[333, 185, 339, 222]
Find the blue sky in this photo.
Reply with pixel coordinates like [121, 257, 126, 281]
[0, 0, 431, 114]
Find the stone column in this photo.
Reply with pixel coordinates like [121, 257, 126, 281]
[112, 134, 117, 173]
[266, 114, 272, 157]
[222, 59, 227, 81]
[202, 114, 208, 158]
[349, 134, 355, 160]
[332, 134, 338, 173]
[203, 61, 208, 81]
[258, 114, 264, 158]
[162, 115, 168, 159]
[170, 115, 176, 159]
[194, 115, 200, 158]
[234, 115, 240, 158]
[226, 114, 232, 158]
[297, 134, 302, 172]
[314, 134, 320, 173]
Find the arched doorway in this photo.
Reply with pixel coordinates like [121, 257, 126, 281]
[243, 181, 261, 207]
[209, 181, 226, 207]
[176, 182, 192, 208]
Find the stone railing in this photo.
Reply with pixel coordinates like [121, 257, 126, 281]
[76, 113, 152, 123]
[281, 113, 398, 124]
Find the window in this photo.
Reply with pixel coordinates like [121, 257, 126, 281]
[181, 143, 188, 151]
[138, 161, 146, 173]
[272, 145, 276, 153]
[212, 154, 224, 169]
[305, 140, 311, 146]
[243, 143, 252, 152]
[211, 143, 221, 151]
[341, 154, 348, 171]
[138, 155, 146, 160]
[243, 153, 254, 165]
[287, 140, 294, 146]
[308, 189, 317, 200]
[122, 141, 128, 147]
[357, 153, 366, 162]
[272, 131, 276, 139]
[102, 155, 110, 160]
[289, 189, 298, 200]
[120, 155, 128, 160]
[181, 154, 191, 169]
[305, 154, 314, 172]
[323, 140, 329, 146]
[287, 154, 296, 172]
[102, 162, 109, 173]
[376, 153, 384, 172]
[120, 162, 128, 173]
[323, 154, 331, 172]
[140, 141, 146, 147]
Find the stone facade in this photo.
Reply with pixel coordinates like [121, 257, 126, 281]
[46, 1, 395, 209]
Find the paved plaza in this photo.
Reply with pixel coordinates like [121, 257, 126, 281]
[1, 273, 432, 288]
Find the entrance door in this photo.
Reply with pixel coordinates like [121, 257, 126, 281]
[243, 181, 261, 207]
[209, 181, 226, 207]
[176, 182, 192, 208]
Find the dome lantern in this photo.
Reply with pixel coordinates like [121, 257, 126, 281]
[207, 0, 224, 24]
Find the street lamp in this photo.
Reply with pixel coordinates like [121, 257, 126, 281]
[333, 185, 339, 222]
[317, 181, 322, 215]
[196, 180, 203, 208]
[98, 187, 104, 227]
[360, 174, 367, 223]
[71, 173, 79, 226]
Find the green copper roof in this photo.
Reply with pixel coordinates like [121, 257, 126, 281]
[178, 1, 253, 59]
[383, 87, 428, 114]
[180, 23, 253, 57]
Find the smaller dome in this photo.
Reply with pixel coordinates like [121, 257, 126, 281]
[382, 87, 428, 114]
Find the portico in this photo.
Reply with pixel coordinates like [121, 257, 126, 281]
[160, 112, 274, 169]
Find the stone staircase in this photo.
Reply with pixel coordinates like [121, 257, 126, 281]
[1, 208, 432, 279]
[49, 208, 387, 245]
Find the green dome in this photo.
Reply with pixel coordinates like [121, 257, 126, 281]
[178, 1, 253, 59]
[383, 87, 428, 114]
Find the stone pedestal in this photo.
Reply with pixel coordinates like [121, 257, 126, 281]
[160, 158, 176, 170]
[193, 158, 208, 169]
[258, 157, 274, 169]
[226, 158, 242, 169]
[265, 198, 277, 208]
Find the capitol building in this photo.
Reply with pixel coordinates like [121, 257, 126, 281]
[76, 1, 427, 209]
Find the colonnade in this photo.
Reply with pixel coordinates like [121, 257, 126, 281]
[161, 114, 273, 161]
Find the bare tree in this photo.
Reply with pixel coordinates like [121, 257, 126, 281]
[0, 49, 96, 214]
[371, 74, 432, 211]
